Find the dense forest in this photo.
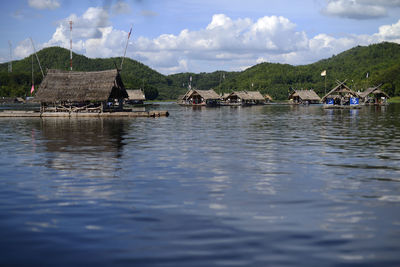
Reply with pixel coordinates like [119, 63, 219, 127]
[1, 42, 399, 100]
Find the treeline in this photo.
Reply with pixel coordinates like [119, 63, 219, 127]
[0, 72, 43, 97]
[1, 42, 400, 100]
[215, 42, 400, 100]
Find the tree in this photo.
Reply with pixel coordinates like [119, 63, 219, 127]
[144, 85, 159, 100]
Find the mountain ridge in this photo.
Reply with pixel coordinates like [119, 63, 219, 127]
[1, 42, 400, 99]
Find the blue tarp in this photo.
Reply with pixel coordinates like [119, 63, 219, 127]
[326, 98, 334, 105]
[350, 97, 359, 105]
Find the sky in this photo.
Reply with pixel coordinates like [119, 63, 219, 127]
[0, 0, 400, 74]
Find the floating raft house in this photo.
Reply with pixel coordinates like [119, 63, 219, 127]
[288, 90, 321, 104]
[179, 89, 221, 106]
[322, 81, 361, 109]
[223, 91, 266, 105]
[126, 89, 146, 105]
[0, 69, 168, 117]
[357, 85, 389, 105]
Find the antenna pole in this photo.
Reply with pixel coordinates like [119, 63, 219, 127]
[8, 41, 12, 72]
[32, 53, 34, 85]
[29, 37, 44, 78]
[70, 20, 73, 71]
[120, 26, 132, 70]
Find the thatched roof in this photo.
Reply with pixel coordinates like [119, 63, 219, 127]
[126, 89, 146, 101]
[35, 69, 128, 103]
[221, 93, 230, 99]
[245, 91, 265, 101]
[185, 89, 220, 100]
[358, 85, 389, 99]
[181, 89, 194, 100]
[321, 81, 358, 102]
[288, 90, 321, 101]
[225, 91, 265, 101]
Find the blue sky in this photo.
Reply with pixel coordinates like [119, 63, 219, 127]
[1, 0, 400, 74]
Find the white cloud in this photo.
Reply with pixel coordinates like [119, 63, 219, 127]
[43, 7, 114, 53]
[376, 19, 400, 41]
[322, 0, 400, 19]
[28, 0, 60, 10]
[132, 15, 400, 73]
[322, 0, 387, 19]
[11, 6, 400, 74]
[14, 39, 34, 59]
[132, 14, 309, 73]
[358, 0, 400, 6]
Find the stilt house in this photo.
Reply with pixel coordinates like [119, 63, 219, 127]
[126, 89, 146, 105]
[34, 69, 128, 112]
[224, 91, 266, 105]
[358, 85, 389, 105]
[180, 89, 220, 106]
[321, 81, 359, 105]
[288, 90, 321, 104]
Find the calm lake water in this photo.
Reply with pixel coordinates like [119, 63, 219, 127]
[1, 103, 400, 266]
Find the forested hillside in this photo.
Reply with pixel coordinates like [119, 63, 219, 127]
[0, 47, 169, 99]
[218, 42, 400, 100]
[1, 42, 399, 100]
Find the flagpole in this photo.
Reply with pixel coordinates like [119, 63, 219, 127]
[321, 70, 327, 95]
[29, 37, 44, 78]
[31, 54, 34, 86]
[120, 26, 132, 70]
[31, 54, 34, 96]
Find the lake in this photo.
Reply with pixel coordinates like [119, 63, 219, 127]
[1, 103, 400, 266]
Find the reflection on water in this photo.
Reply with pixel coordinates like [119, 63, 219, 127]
[39, 118, 129, 177]
[0, 103, 400, 266]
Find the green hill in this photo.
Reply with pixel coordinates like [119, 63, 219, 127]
[1, 42, 400, 99]
[218, 42, 400, 100]
[0, 47, 170, 98]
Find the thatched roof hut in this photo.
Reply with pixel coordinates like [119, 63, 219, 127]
[191, 89, 220, 100]
[321, 81, 358, 103]
[180, 89, 220, 105]
[127, 89, 146, 101]
[35, 69, 128, 104]
[244, 91, 265, 102]
[224, 91, 266, 105]
[288, 90, 321, 104]
[221, 93, 231, 99]
[358, 85, 389, 99]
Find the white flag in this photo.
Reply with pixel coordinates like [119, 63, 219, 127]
[366, 72, 369, 78]
[321, 70, 326, 76]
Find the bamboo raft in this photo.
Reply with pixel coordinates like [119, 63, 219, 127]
[0, 110, 169, 118]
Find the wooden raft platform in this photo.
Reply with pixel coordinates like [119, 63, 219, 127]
[323, 105, 361, 109]
[0, 110, 169, 118]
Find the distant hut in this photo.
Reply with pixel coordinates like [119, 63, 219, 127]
[179, 89, 220, 106]
[321, 81, 359, 106]
[221, 93, 231, 100]
[358, 85, 389, 105]
[245, 91, 266, 105]
[126, 89, 146, 105]
[288, 90, 321, 104]
[224, 91, 266, 105]
[34, 69, 128, 112]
